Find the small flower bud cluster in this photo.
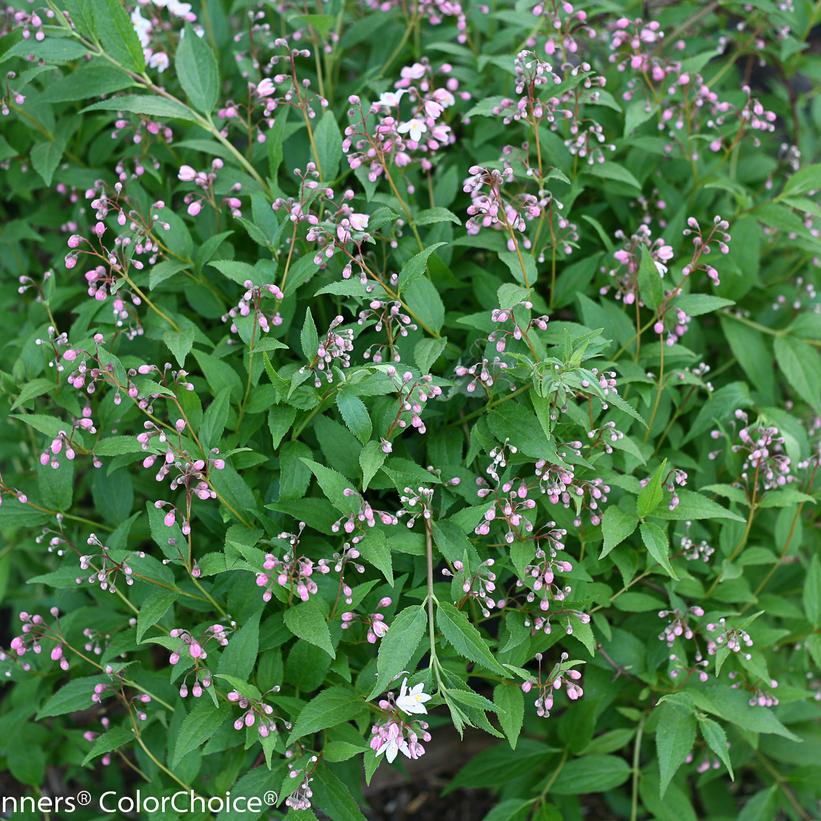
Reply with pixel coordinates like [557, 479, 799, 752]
[680, 529, 715, 563]
[78, 533, 136, 592]
[474, 478, 536, 543]
[284, 757, 318, 811]
[92, 669, 153, 721]
[464, 163, 545, 251]
[363, 0, 467, 43]
[358, 300, 417, 363]
[7, 608, 68, 671]
[382, 366, 442, 440]
[608, 17, 665, 75]
[345, 61, 461, 182]
[168, 622, 231, 692]
[601, 224, 674, 304]
[521, 652, 583, 718]
[300, 316, 354, 387]
[681, 216, 731, 287]
[396, 486, 435, 528]
[658, 605, 704, 647]
[178, 159, 243, 218]
[668, 650, 710, 683]
[535, 460, 610, 526]
[532, 1, 595, 60]
[341, 596, 393, 643]
[222, 280, 284, 336]
[488, 301, 549, 354]
[706, 619, 753, 659]
[454, 355, 510, 394]
[39, 407, 96, 469]
[446, 558, 499, 617]
[228, 687, 288, 738]
[333, 490, 399, 534]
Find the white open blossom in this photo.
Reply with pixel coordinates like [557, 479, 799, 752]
[395, 678, 431, 715]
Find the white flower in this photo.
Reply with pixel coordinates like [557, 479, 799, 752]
[348, 213, 370, 232]
[396, 678, 431, 715]
[400, 62, 426, 81]
[148, 51, 170, 72]
[377, 731, 409, 762]
[377, 90, 405, 108]
[131, 8, 152, 48]
[398, 119, 427, 142]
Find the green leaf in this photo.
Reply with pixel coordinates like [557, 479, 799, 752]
[585, 162, 642, 192]
[499, 250, 538, 287]
[301, 458, 359, 514]
[416, 206, 461, 226]
[551, 755, 631, 794]
[83, 95, 196, 121]
[774, 335, 821, 408]
[436, 602, 509, 676]
[398, 242, 447, 291]
[653, 490, 745, 523]
[314, 111, 343, 180]
[689, 684, 799, 740]
[163, 325, 195, 368]
[804, 553, 821, 626]
[655, 702, 696, 796]
[359, 440, 386, 490]
[368, 605, 427, 698]
[218, 608, 261, 679]
[136, 589, 177, 642]
[493, 684, 524, 749]
[287, 686, 365, 744]
[415, 337, 447, 374]
[200, 387, 232, 449]
[637, 247, 664, 310]
[41, 59, 135, 102]
[312, 764, 368, 821]
[283, 599, 335, 658]
[175, 24, 219, 113]
[336, 391, 372, 443]
[737, 787, 778, 821]
[637, 460, 667, 519]
[94, 0, 145, 72]
[31, 136, 68, 186]
[82, 725, 133, 766]
[698, 716, 733, 780]
[720, 316, 775, 401]
[172, 701, 230, 766]
[37, 677, 100, 718]
[300, 308, 319, 360]
[640, 521, 677, 578]
[358, 528, 394, 585]
[600, 506, 638, 558]
[676, 294, 734, 316]
[404, 276, 445, 332]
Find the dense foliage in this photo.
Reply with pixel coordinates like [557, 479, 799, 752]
[0, 0, 819, 818]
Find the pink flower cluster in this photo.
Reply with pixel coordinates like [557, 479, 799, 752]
[178, 159, 243, 218]
[357, 300, 417, 363]
[521, 652, 583, 718]
[39, 407, 96, 469]
[7, 608, 68, 671]
[257, 524, 331, 603]
[228, 687, 288, 738]
[658, 605, 704, 647]
[222, 281, 284, 337]
[345, 61, 462, 182]
[341, 596, 392, 643]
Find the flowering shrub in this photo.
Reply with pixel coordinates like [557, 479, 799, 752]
[0, 0, 819, 818]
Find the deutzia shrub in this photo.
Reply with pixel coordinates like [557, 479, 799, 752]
[0, 0, 819, 818]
